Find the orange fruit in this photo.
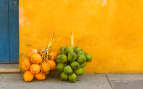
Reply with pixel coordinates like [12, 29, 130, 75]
[35, 72, 46, 80]
[19, 57, 31, 72]
[41, 61, 50, 74]
[30, 64, 41, 74]
[49, 52, 57, 60]
[48, 60, 56, 70]
[24, 71, 34, 82]
[31, 53, 42, 64]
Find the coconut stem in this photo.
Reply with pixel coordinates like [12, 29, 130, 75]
[71, 32, 74, 47]
[47, 32, 55, 50]
[44, 32, 55, 61]
[45, 32, 55, 53]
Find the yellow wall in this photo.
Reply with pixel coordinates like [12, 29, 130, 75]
[19, 0, 143, 73]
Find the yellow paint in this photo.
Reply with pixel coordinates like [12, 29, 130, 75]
[19, 0, 143, 73]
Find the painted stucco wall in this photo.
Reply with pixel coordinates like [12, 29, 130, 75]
[19, 0, 143, 73]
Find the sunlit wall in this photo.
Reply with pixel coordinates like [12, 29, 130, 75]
[20, 0, 143, 73]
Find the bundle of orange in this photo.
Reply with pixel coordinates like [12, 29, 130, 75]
[19, 49, 57, 82]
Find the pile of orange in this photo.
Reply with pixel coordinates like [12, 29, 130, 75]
[19, 49, 57, 82]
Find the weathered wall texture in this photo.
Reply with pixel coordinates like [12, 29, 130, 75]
[20, 0, 143, 73]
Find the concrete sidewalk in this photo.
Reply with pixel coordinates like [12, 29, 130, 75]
[0, 73, 143, 89]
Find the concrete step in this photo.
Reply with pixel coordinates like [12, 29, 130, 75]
[0, 64, 20, 73]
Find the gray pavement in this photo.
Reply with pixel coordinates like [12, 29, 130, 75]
[0, 73, 143, 89]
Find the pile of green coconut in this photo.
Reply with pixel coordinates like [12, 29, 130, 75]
[55, 46, 92, 82]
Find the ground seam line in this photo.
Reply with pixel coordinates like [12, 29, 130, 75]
[105, 74, 114, 89]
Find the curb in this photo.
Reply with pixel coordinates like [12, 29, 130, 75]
[0, 64, 20, 73]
